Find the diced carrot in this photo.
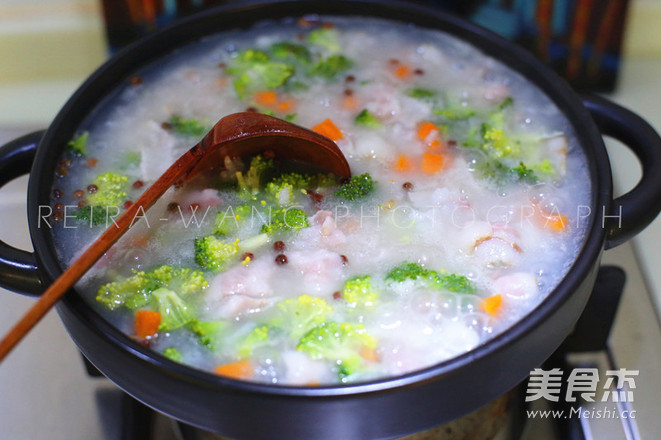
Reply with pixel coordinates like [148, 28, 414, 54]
[359, 346, 380, 362]
[543, 214, 568, 232]
[306, 381, 321, 387]
[343, 96, 358, 111]
[427, 139, 443, 153]
[313, 118, 343, 141]
[393, 154, 413, 172]
[276, 99, 295, 112]
[421, 153, 444, 174]
[134, 310, 161, 339]
[482, 294, 503, 316]
[215, 360, 254, 379]
[417, 121, 439, 142]
[254, 91, 277, 106]
[394, 64, 411, 79]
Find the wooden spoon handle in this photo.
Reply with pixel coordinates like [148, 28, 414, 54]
[0, 148, 201, 362]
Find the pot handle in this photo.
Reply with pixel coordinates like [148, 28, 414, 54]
[0, 131, 46, 296]
[582, 94, 661, 249]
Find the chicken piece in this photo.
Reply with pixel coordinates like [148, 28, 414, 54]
[281, 351, 335, 386]
[205, 258, 276, 319]
[492, 272, 538, 300]
[286, 249, 345, 294]
[456, 220, 493, 254]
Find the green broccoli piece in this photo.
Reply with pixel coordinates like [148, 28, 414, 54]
[335, 173, 375, 201]
[270, 42, 312, 63]
[406, 88, 436, 99]
[163, 347, 183, 363]
[152, 288, 194, 331]
[194, 236, 240, 271]
[297, 321, 377, 380]
[228, 49, 295, 98]
[234, 49, 270, 64]
[498, 96, 514, 110]
[67, 131, 89, 156]
[479, 112, 520, 158]
[237, 325, 271, 358]
[284, 113, 298, 122]
[310, 54, 353, 79]
[260, 207, 309, 234]
[235, 155, 275, 197]
[272, 295, 333, 340]
[354, 109, 381, 129]
[269, 172, 312, 189]
[510, 161, 538, 184]
[96, 265, 208, 311]
[532, 158, 555, 176]
[167, 115, 208, 137]
[265, 180, 295, 205]
[306, 28, 341, 52]
[189, 319, 228, 351]
[72, 205, 114, 227]
[434, 106, 476, 121]
[342, 275, 378, 308]
[87, 172, 129, 207]
[385, 262, 475, 294]
[214, 204, 253, 236]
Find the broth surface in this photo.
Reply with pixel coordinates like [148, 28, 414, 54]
[50, 16, 591, 385]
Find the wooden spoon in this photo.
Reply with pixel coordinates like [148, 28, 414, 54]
[0, 112, 351, 362]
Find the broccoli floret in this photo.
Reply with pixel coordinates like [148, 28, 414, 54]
[72, 205, 114, 227]
[67, 131, 89, 156]
[269, 172, 311, 189]
[87, 172, 129, 207]
[284, 113, 298, 122]
[480, 112, 520, 158]
[96, 265, 208, 311]
[335, 173, 375, 201]
[406, 88, 436, 99]
[510, 162, 538, 184]
[434, 106, 476, 121]
[194, 236, 240, 271]
[498, 96, 514, 110]
[228, 49, 295, 98]
[167, 115, 208, 137]
[214, 204, 253, 236]
[163, 347, 183, 363]
[152, 288, 193, 331]
[385, 262, 475, 294]
[260, 207, 308, 234]
[310, 54, 353, 79]
[307, 28, 341, 52]
[272, 295, 333, 340]
[265, 180, 295, 205]
[354, 109, 381, 129]
[532, 158, 555, 176]
[270, 42, 312, 63]
[297, 321, 377, 380]
[236, 155, 275, 197]
[189, 319, 228, 351]
[237, 325, 271, 358]
[342, 275, 378, 308]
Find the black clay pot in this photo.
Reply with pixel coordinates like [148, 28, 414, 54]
[1, 1, 661, 439]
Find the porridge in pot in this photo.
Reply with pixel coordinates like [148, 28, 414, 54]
[49, 17, 590, 385]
